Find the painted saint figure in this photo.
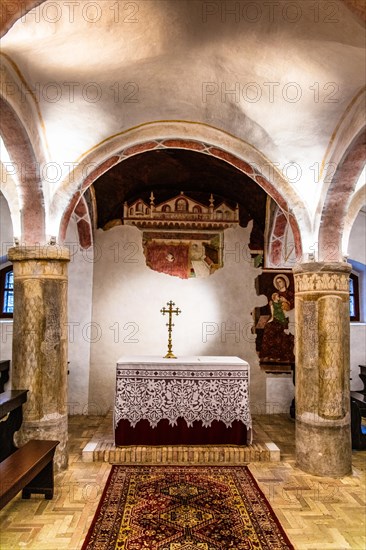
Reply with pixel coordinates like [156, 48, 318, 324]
[259, 274, 295, 363]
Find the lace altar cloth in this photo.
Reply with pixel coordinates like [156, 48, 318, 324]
[114, 356, 252, 437]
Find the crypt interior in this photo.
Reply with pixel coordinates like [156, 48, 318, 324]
[0, 1, 365, 549]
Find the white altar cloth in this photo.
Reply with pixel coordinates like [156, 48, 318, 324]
[115, 356, 252, 443]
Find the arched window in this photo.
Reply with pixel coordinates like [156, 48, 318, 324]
[349, 272, 360, 322]
[176, 198, 188, 212]
[0, 266, 13, 318]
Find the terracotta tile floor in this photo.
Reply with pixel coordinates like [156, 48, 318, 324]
[0, 414, 365, 550]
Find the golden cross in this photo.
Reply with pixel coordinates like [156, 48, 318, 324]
[160, 300, 181, 359]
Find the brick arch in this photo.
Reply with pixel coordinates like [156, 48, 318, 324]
[58, 137, 304, 259]
[0, 96, 45, 243]
[318, 127, 366, 262]
[59, 156, 119, 244]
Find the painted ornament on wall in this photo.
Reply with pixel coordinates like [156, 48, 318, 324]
[254, 272, 295, 367]
[264, 200, 298, 268]
[123, 192, 239, 279]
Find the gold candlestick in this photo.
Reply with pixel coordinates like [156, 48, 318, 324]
[160, 300, 181, 359]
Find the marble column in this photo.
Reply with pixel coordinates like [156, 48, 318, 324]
[8, 245, 70, 471]
[293, 262, 352, 477]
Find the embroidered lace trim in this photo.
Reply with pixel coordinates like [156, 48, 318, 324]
[115, 367, 251, 429]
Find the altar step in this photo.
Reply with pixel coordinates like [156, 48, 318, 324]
[83, 441, 279, 464]
[82, 413, 281, 464]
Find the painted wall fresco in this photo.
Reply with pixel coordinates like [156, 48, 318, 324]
[143, 232, 221, 279]
[264, 199, 297, 269]
[123, 192, 239, 279]
[254, 272, 295, 367]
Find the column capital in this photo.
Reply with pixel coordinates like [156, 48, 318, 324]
[293, 261, 351, 275]
[8, 245, 70, 262]
[293, 261, 351, 295]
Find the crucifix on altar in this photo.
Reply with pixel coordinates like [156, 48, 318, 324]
[160, 301, 181, 359]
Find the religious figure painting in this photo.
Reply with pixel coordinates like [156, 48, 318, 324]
[254, 272, 295, 367]
[122, 191, 239, 279]
[143, 233, 221, 279]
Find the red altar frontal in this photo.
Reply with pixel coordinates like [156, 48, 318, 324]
[114, 356, 252, 446]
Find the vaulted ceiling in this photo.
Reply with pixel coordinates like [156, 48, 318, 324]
[0, 0, 365, 254]
[93, 148, 267, 245]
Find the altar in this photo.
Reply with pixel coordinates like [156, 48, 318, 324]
[114, 356, 252, 446]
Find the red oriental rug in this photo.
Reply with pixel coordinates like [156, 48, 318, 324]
[82, 465, 294, 550]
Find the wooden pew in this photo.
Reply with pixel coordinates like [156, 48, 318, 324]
[0, 360, 10, 393]
[350, 391, 366, 451]
[357, 365, 366, 394]
[0, 440, 59, 510]
[0, 390, 28, 462]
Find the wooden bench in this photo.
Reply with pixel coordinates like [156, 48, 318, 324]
[0, 390, 28, 462]
[0, 439, 59, 510]
[350, 392, 366, 451]
[357, 365, 366, 394]
[0, 360, 10, 393]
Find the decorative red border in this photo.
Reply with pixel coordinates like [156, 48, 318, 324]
[81, 465, 115, 550]
[60, 139, 302, 260]
[81, 464, 295, 550]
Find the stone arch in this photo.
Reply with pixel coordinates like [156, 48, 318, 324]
[175, 197, 189, 212]
[0, 163, 20, 239]
[0, 96, 45, 243]
[52, 122, 310, 257]
[318, 127, 366, 261]
[1, 53, 49, 168]
[1, 1, 44, 38]
[342, 185, 366, 255]
[72, 195, 93, 250]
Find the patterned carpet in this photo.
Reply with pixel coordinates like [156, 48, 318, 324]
[82, 465, 294, 550]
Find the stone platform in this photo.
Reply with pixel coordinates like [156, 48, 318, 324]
[82, 412, 280, 464]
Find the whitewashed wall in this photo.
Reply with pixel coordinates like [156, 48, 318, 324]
[0, 192, 13, 260]
[0, 192, 13, 383]
[89, 223, 268, 414]
[266, 374, 294, 414]
[349, 208, 366, 390]
[350, 324, 366, 391]
[348, 209, 366, 266]
[65, 218, 94, 414]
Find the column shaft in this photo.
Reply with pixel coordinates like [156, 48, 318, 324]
[294, 262, 352, 477]
[8, 245, 70, 471]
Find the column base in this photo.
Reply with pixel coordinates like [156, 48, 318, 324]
[296, 417, 352, 477]
[15, 414, 68, 471]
